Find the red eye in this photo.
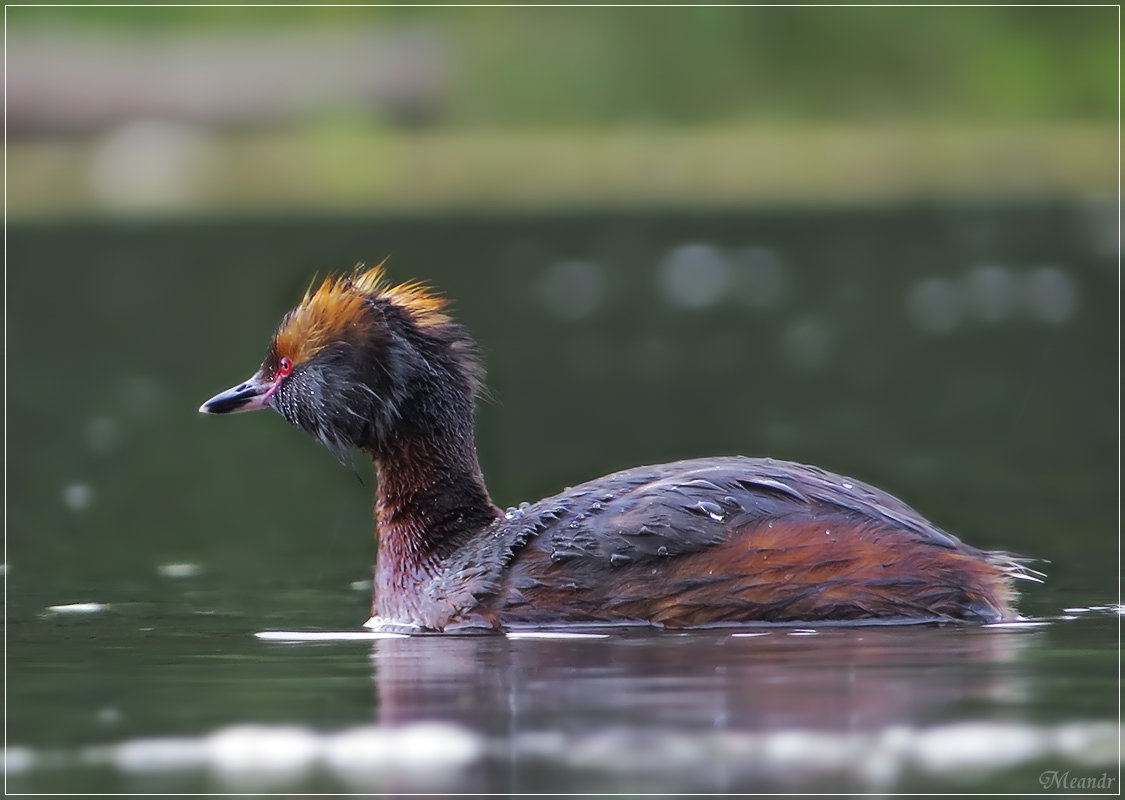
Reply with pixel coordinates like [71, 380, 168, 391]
[278, 357, 293, 377]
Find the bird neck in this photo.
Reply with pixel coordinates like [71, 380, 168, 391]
[369, 401, 500, 587]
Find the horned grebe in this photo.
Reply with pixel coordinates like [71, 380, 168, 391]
[200, 265, 1036, 630]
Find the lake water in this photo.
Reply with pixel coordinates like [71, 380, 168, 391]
[6, 202, 1119, 793]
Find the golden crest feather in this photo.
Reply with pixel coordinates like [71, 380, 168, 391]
[271, 262, 452, 366]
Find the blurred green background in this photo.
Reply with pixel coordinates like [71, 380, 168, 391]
[6, 4, 1116, 216]
[4, 6, 1119, 793]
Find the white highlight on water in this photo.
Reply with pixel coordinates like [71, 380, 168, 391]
[255, 631, 409, 642]
[983, 621, 1052, 629]
[45, 602, 107, 614]
[506, 631, 611, 640]
[10, 719, 1110, 791]
[157, 563, 202, 578]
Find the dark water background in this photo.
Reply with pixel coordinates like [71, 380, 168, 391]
[6, 203, 1119, 793]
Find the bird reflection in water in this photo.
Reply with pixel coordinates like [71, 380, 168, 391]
[364, 624, 1041, 792]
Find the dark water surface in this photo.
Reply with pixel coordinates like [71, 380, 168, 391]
[6, 203, 1119, 793]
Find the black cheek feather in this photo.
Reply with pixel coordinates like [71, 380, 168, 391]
[272, 368, 356, 462]
[271, 336, 420, 460]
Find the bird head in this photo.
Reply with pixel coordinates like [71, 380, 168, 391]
[200, 263, 483, 459]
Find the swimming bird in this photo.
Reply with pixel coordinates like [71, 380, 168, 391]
[200, 265, 1037, 631]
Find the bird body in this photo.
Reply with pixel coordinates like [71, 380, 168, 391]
[201, 265, 1035, 631]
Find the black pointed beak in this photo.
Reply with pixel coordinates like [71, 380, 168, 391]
[199, 374, 272, 415]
